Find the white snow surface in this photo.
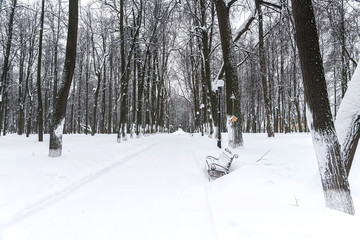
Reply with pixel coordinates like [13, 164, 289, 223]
[54, 118, 65, 139]
[0, 133, 359, 240]
[336, 64, 360, 145]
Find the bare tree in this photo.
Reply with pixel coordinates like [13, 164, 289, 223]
[291, 0, 354, 215]
[255, 0, 274, 137]
[49, 0, 79, 157]
[36, 0, 46, 141]
[0, 0, 17, 135]
[213, 0, 243, 148]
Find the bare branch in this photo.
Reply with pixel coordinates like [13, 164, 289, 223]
[233, 10, 257, 42]
[260, 0, 282, 10]
[256, 149, 271, 162]
[227, 0, 239, 8]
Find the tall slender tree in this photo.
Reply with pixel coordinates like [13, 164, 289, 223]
[255, 0, 274, 137]
[49, 0, 79, 157]
[36, 0, 46, 141]
[0, 0, 17, 135]
[213, 0, 243, 148]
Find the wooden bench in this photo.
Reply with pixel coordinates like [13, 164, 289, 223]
[205, 148, 238, 179]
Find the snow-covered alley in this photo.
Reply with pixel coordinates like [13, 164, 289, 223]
[0, 132, 217, 240]
[1, 131, 360, 240]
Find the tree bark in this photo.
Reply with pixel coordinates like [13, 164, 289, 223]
[49, 0, 78, 157]
[36, 0, 45, 141]
[117, 0, 127, 142]
[0, 0, 17, 135]
[101, 32, 107, 134]
[108, 35, 114, 134]
[199, 0, 215, 136]
[256, 0, 274, 137]
[18, 48, 25, 135]
[213, 0, 243, 148]
[291, 0, 354, 215]
[335, 65, 360, 176]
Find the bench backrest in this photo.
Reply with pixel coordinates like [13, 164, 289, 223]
[219, 153, 234, 171]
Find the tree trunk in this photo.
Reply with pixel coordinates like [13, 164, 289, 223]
[77, 60, 83, 133]
[117, 0, 127, 142]
[340, 0, 347, 98]
[92, 72, 101, 136]
[52, 0, 61, 124]
[214, 0, 243, 148]
[17, 31, 26, 135]
[291, 0, 354, 215]
[256, 0, 274, 137]
[131, 41, 137, 137]
[2, 88, 8, 136]
[117, 0, 142, 141]
[136, 48, 150, 137]
[36, 0, 45, 141]
[0, 0, 17, 135]
[108, 37, 114, 134]
[49, 0, 78, 157]
[335, 65, 360, 176]
[85, 30, 90, 135]
[200, 0, 215, 137]
[26, 102, 33, 138]
[101, 33, 107, 134]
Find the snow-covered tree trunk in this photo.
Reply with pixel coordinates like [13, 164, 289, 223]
[214, 0, 243, 148]
[49, 0, 78, 157]
[291, 0, 355, 215]
[336, 65, 360, 175]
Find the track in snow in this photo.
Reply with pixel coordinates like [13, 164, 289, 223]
[2, 141, 160, 227]
[2, 134, 218, 240]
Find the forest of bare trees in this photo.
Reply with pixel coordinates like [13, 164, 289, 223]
[1, 0, 359, 139]
[1, 0, 359, 141]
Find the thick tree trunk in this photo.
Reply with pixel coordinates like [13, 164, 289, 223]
[336, 65, 360, 175]
[340, 0, 348, 98]
[214, 0, 243, 148]
[49, 0, 78, 157]
[200, 0, 215, 137]
[52, 0, 61, 123]
[291, 0, 354, 215]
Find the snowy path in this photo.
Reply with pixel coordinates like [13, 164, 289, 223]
[2, 132, 360, 240]
[2, 134, 217, 240]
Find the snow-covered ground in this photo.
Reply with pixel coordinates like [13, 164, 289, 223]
[0, 131, 359, 240]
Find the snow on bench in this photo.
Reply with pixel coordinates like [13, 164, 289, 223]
[205, 148, 238, 179]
